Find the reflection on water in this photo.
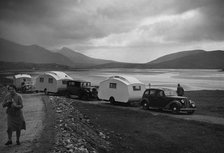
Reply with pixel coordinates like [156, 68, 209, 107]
[63, 69, 224, 91]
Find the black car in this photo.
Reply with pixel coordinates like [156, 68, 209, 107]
[141, 88, 196, 114]
[18, 84, 34, 93]
[60, 80, 98, 100]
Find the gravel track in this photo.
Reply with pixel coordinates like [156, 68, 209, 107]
[81, 100, 224, 126]
[0, 93, 45, 153]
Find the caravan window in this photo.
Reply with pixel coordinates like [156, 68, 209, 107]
[109, 83, 117, 89]
[133, 86, 141, 91]
[62, 80, 67, 85]
[40, 77, 44, 83]
[68, 81, 75, 86]
[48, 78, 53, 84]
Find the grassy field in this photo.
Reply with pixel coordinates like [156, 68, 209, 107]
[72, 101, 224, 153]
[185, 90, 224, 117]
[1, 88, 224, 152]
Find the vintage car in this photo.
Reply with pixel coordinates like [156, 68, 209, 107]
[141, 88, 196, 114]
[59, 80, 98, 100]
[17, 84, 34, 93]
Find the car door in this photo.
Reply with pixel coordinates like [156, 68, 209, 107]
[148, 89, 159, 107]
[151, 90, 166, 108]
[156, 90, 168, 108]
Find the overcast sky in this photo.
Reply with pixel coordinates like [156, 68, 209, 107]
[0, 0, 224, 63]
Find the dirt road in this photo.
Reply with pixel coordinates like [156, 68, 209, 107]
[0, 93, 223, 153]
[82, 100, 224, 126]
[0, 93, 45, 153]
[152, 111, 224, 125]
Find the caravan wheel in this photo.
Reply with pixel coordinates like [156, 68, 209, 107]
[44, 88, 48, 95]
[109, 97, 115, 105]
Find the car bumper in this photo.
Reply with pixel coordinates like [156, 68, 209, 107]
[180, 107, 197, 111]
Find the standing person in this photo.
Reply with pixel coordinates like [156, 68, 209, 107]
[21, 80, 26, 92]
[2, 85, 26, 145]
[176, 83, 184, 96]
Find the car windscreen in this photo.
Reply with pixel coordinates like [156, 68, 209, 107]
[162, 88, 177, 96]
[82, 82, 91, 87]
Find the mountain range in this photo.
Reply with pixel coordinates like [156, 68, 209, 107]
[0, 38, 113, 68]
[93, 50, 224, 69]
[0, 38, 224, 69]
[57, 47, 114, 67]
[145, 50, 224, 69]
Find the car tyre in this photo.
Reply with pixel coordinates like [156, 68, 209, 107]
[81, 94, 89, 101]
[142, 101, 149, 110]
[171, 104, 180, 114]
[44, 89, 48, 95]
[66, 92, 70, 98]
[109, 97, 115, 105]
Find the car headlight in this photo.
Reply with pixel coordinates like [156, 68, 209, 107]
[180, 99, 185, 104]
[189, 100, 196, 107]
[189, 100, 194, 104]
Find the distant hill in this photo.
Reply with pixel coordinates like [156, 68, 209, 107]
[93, 50, 224, 69]
[146, 50, 224, 69]
[0, 38, 75, 67]
[0, 38, 119, 68]
[57, 47, 114, 67]
[0, 61, 71, 71]
[149, 50, 206, 64]
[1, 38, 224, 69]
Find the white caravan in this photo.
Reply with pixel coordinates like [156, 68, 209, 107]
[98, 75, 146, 104]
[35, 71, 73, 93]
[13, 74, 32, 89]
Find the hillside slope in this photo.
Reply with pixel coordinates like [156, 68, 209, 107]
[147, 50, 224, 69]
[0, 38, 75, 67]
[58, 47, 114, 67]
[149, 50, 206, 64]
[93, 50, 224, 69]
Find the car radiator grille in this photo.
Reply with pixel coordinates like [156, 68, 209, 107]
[183, 99, 189, 107]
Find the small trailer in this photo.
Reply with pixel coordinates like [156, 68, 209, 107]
[13, 74, 32, 92]
[98, 75, 146, 104]
[35, 71, 73, 94]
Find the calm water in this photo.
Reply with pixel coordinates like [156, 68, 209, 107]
[59, 69, 224, 91]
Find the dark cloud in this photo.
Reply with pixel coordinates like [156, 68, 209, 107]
[0, 0, 52, 23]
[0, 0, 224, 50]
[0, 0, 105, 47]
[168, 0, 224, 42]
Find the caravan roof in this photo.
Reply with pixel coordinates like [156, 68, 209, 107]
[14, 74, 31, 79]
[109, 75, 143, 85]
[44, 71, 73, 80]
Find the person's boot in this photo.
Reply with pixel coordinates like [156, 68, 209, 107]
[5, 140, 12, 145]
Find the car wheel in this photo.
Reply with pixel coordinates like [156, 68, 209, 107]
[109, 97, 115, 105]
[96, 96, 100, 100]
[66, 92, 70, 98]
[81, 94, 89, 101]
[171, 104, 180, 114]
[142, 101, 149, 110]
[187, 110, 195, 115]
[44, 89, 48, 95]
